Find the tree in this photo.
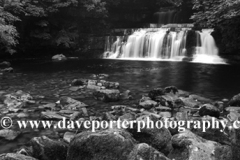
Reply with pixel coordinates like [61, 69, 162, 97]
[0, 1, 20, 54]
[191, 0, 240, 27]
[191, 0, 240, 54]
[0, 0, 109, 54]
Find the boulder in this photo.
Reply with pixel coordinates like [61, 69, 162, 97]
[180, 97, 201, 108]
[119, 113, 136, 121]
[67, 129, 136, 160]
[17, 112, 29, 118]
[0, 61, 11, 67]
[120, 90, 133, 100]
[41, 111, 66, 120]
[71, 79, 87, 86]
[227, 111, 240, 121]
[148, 88, 164, 100]
[0, 153, 37, 160]
[139, 99, 158, 110]
[159, 112, 172, 118]
[168, 130, 232, 160]
[189, 94, 212, 103]
[225, 107, 240, 112]
[178, 89, 190, 97]
[30, 136, 68, 160]
[4, 97, 24, 109]
[93, 89, 120, 102]
[0, 67, 13, 72]
[0, 129, 20, 140]
[63, 132, 75, 143]
[230, 128, 240, 160]
[128, 143, 170, 160]
[52, 54, 67, 61]
[189, 116, 231, 145]
[4, 91, 33, 108]
[199, 104, 220, 118]
[128, 115, 173, 155]
[164, 86, 178, 94]
[57, 96, 88, 110]
[228, 93, 240, 107]
[86, 79, 119, 90]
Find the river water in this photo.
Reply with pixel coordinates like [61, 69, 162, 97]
[0, 59, 240, 153]
[9, 59, 240, 99]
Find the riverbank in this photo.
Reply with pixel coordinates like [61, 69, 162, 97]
[0, 59, 240, 159]
[0, 75, 240, 159]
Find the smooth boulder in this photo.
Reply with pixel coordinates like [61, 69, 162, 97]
[93, 89, 120, 102]
[128, 115, 173, 155]
[30, 136, 68, 160]
[67, 129, 136, 160]
[52, 54, 67, 62]
[168, 130, 232, 160]
[199, 104, 220, 118]
[128, 143, 170, 160]
[228, 93, 240, 106]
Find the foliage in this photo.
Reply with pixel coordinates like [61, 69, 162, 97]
[191, 0, 240, 54]
[0, 0, 109, 54]
[191, 0, 240, 27]
[0, 6, 20, 54]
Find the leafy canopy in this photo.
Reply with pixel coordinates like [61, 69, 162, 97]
[191, 0, 240, 27]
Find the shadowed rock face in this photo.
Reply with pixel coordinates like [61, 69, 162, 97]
[199, 104, 220, 118]
[67, 129, 136, 160]
[168, 130, 233, 160]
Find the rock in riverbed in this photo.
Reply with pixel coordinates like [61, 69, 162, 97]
[228, 93, 240, 106]
[128, 115, 173, 155]
[67, 129, 136, 160]
[93, 89, 120, 102]
[0, 67, 13, 73]
[52, 54, 67, 62]
[0, 129, 20, 141]
[0, 61, 11, 67]
[168, 130, 232, 160]
[0, 153, 37, 160]
[57, 96, 88, 110]
[30, 136, 68, 160]
[199, 104, 220, 118]
[128, 143, 170, 160]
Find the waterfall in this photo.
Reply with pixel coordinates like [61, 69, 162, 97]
[104, 27, 225, 64]
[192, 29, 225, 64]
[104, 28, 188, 60]
[155, 10, 176, 25]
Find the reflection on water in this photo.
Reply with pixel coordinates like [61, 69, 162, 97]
[0, 59, 240, 153]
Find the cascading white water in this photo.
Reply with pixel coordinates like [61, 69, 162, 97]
[104, 27, 226, 64]
[155, 10, 176, 25]
[192, 29, 225, 64]
[104, 28, 188, 60]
